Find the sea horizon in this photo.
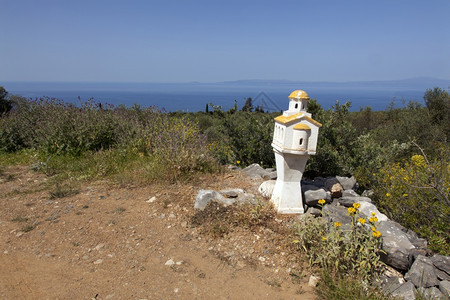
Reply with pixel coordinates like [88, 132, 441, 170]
[2, 77, 449, 112]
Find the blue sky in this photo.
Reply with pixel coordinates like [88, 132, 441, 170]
[1, 0, 449, 83]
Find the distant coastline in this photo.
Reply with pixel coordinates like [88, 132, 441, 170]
[2, 77, 449, 112]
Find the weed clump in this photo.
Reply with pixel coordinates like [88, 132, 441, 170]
[49, 183, 79, 199]
[294, 203, 385, 298]
[191, 201, 277, 238]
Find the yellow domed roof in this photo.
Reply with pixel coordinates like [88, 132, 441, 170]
[288, 90, 310, 100]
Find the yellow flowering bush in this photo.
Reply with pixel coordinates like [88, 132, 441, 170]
[372, 145, 449, 254]
[411, 154, 426, 168]
[294, 208, 384, 282]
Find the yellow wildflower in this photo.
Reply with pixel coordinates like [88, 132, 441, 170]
[322, 237, 327, 241]
[371, 212, 376, 216]
[372, 230, 382, 238]
[386, 193, 391, 197]
[358, 218, 366, 225]
[371, 226, 377, 232]
[411, 155, 426, 168]
[403, 193, 408, 197]
[347, 207, 356, 215]
[353, 203, 361, 209]
[318, 199, 326, 205]
[369, 216, 378, 223]
[236, 160, 241, 164]
[334, 222, 342, 228]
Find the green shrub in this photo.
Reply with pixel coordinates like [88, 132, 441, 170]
[0, 98, 219, 183]
[294, 203, 386, 298]
[294, 204, 384, 281]
[371, 144, 449, 254]
[306, 100, 358, 177]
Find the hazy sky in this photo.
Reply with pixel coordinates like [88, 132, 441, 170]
[1, 0, 449, 83]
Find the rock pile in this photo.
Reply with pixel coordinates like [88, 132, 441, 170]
[270, 175, 449, 299]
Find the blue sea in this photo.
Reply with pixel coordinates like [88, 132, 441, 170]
[3, 79, 448, 112]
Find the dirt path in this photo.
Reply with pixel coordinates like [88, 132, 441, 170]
[0, 166, 315, 299]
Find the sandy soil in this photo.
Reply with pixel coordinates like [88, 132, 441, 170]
[0, 166, 315, 299]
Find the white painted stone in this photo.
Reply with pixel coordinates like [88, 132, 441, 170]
[258, 180, 276, 198]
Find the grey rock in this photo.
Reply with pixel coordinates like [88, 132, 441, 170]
[338, 196, 372, 207]
[258, 180, 276, 198]
[379, 274, 404, 296]
[194, 190, 235, 210]
[262, 171, 277, 180]
[223, 191, 238, 198]
[303, 177, 327, 188]
[329, 183, 343, 198]
[236, 192, 256, 204]
[304, 188, 331, 206]
[342, 189, 360, 197]
[220, 188, 243, 198]
[405, 230, 428, 249]
[242, 163, 267, 179]
[302, 184, 320, 193]
[324, 177, 345, 198]
[378, 220, 415, 271]
[435, 268, 450, 281]
[322, 205, 352, 226]
[405, 255, 440, 288]
[410, 248, 434, 261]
[431, 254, 450, 276]
[301, 179, 315, 186]
[362, 190, 374, 197]
[439, 280, 450, 297]
[194, 190, 219, 210]
[390, 282, 417, 300]
[418, 286, 446, 299]
[324, 177, 340, 191]
[336, 176, 357, 190]
[358, 202, 388, 221]
[306, 207, 322, 217]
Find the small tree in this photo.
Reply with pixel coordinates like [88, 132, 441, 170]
[242, 97, 253, 112]
[424, 87, 449, 123]
[424, 87, 450, 139]
[0, 86, 13, 115]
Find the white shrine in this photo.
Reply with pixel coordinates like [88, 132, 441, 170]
[271, 90, 322, 214]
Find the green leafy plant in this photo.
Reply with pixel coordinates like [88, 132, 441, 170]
[372, 142, 449, 254]
[293, 203, 384, 287]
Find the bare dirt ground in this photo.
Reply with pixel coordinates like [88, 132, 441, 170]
[0, 166, 315, 299]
